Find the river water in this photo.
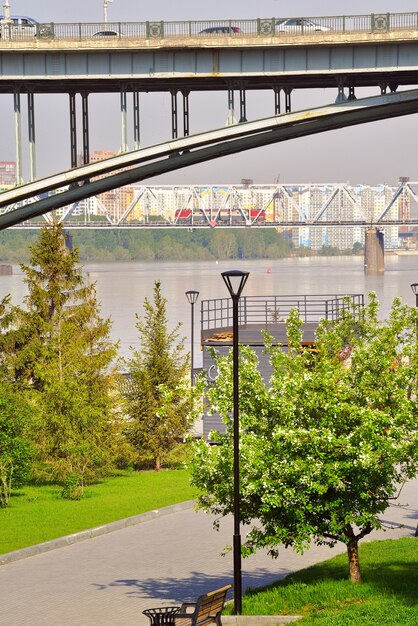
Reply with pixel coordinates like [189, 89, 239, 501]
[1, 255, 418, 366]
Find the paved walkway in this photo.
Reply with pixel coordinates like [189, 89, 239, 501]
[1, 478, 416, 626]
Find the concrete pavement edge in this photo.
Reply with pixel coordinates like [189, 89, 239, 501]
[0, 499, 196, 566]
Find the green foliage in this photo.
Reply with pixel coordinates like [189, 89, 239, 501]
[0, 223, 123, 493]
[0, 382, 36, 506]
[61, 473, 83, 500]
[189, 294, 418, 582]
[0, 469, 196, 554]
[123, 281, 202, 471]
[0, 228, 293, 262]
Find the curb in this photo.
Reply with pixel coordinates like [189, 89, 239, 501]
[223, 618, 301, 625]
[0, 499, 195, 566]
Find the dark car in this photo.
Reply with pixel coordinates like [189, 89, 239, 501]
[198, 26, 241, 35]
[93, 30, 123, 37]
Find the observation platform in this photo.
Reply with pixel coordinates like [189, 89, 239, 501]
[200, 292, 365, 437]
[200, 293, 364, 348]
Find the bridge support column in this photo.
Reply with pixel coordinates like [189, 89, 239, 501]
[273, 86, 281, 115]
[227, 87, 237, 125]
[133, 91, 140, 150]
[171, 90, 178, 139]
[335, 79, 347, 103]
[120, 88, 128, 152]
[13, 91, 23, 184]
[347, 80, 356, 101]
[239, 88, 247, 123]
[284, 88, 292, 113]
[182, 90, 190, 136]
[27, 93, 36, 182]
[69, 92, 78, 169]
[81, 92, 90, 165]
[364, 228, 384, 274]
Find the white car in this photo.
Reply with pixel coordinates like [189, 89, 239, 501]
[0, 15, 52, 38]
[276, 18, 331, 33]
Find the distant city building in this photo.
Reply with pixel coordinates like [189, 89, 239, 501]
[0, 161, 16, 186]
[76, 150, 135, 222]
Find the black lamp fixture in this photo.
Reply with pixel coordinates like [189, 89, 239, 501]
[411, 283, 418, 307]
[185, 290, 199, 386]
[221, 269, 249, 616]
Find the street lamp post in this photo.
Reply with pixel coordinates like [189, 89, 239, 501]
[221, 269, 249, 616]
[411, 283, 418, 538]
[185, 290, 199, 386]
[411, 283, 418, 308]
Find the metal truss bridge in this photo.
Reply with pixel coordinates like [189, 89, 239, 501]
[4, 180, 417, 233]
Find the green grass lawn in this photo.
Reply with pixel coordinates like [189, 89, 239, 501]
[0, 469, 197, 555]
[227, 537, 418, 625]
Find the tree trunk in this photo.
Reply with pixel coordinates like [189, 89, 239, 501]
[155, 456, 161, 472]
[347, 538, 361, 583]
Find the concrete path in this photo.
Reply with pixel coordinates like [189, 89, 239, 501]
[0, 478, 416, 626]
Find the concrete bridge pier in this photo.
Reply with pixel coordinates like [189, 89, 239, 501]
[364, 228, 384, 274]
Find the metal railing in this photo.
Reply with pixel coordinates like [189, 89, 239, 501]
[201, 293, 365, 331]
[0, 13, 417, 42]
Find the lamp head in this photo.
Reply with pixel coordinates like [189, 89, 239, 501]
[411, 283, 418, 296]
[185, 290, 199, 305]
[221, 270, 249, 299]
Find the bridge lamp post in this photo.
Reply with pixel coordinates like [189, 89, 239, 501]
[103, 0, 112, 24]
[2, 1, 11, 22]
[185, 290, 199, 387]
[221, 269, 249, 616]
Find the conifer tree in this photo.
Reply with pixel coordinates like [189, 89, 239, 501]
[124, 280, 198, 471]
[0, 223, 121, 496]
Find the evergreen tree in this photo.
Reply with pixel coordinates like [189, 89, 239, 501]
[124, 280, 198, 471]
[0, 223, 121, 497]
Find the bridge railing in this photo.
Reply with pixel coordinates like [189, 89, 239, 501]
[201, 293, 365, 331]
[0, 13, 418, 42]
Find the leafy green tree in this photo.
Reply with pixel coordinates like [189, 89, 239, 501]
[0, 382, 36, 506]
[0, 223, 121, 496]
[209, 230, 238, 259]
[352, 241, 364, 254]
[189, 295, 418, 583]
[124, 280, 200, 471]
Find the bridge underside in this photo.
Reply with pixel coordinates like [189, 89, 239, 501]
[0, 70, 417, 95]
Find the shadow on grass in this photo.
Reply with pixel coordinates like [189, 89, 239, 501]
[244, 538, 418, 607]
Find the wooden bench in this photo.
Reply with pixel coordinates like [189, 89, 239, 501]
[143, 585, 232, 626]
[174, 585, 232, 626]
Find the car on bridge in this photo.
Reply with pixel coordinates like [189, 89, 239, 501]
[275, 18, 331, 33]
[93, 30, 123, 37]
[198, 26, 241, 35]
[0, 16, 52, 38]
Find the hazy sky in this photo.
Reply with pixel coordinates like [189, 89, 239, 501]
[1, 1, 418, 186]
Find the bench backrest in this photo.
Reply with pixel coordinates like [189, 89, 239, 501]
[195, 585, 231, 623]
[176, 585, 232, 626]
